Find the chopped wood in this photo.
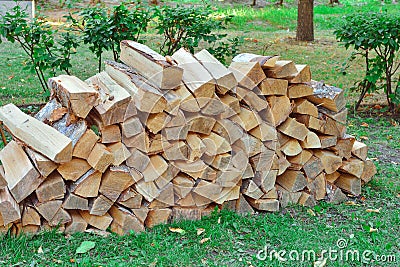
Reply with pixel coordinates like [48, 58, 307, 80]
[339, 158, 364, 178]
[288, 64, 311, 83]
[278, 117, 309, 141]
[276, 170, 307, 192]
[100, 165, 135, 202]
[110, 205, 144, 234]
[49, 208, 71, 226]
[135, 180, 160, 202]
[253, 170, 277, 193]
[300, 131, 321, 149]
[235, 194, 254, 215]
[326, 172, 340, 184]
[195, 49, 237, 94]
[87, 143, 114, 173]
[25, 148, 57, 178]
[117, 188, 143, 209]
[126, 148, 150, 172]
[232, 53, 279, 68]
[248, 198, 279, 212]
[63, 191, 89, 211]
[0, 141, 42, 203]
[264, 60, 297, 79]
[70, 169, 102, 198]
[281, 139, 302, 156]
[22, 206, 41, 226]
[318, 134, 338, 149]
[108, 142, 131, 165]
[361, 159, 376, 183]
[0, 104, 72, 163]
[172, 48, 215, 99]
[330, 135, 355, 160]
[231, 107, 261, 131]
[298, 192, 316, 207]
[287, 83, 314, 99]
[229, 61, 266, 89]
[307, 173, 326, 200]
[351, 141, 368, 160]
[293, 114, 325, 132]
[193, 180, 222, 202]
[79, 210, 113, 231]
[36, 172, 66, 203]
[162, 124, 190, 141]
[202, 132, 231, 156]
[326, 184, 347, 204]
[89, 195, 113, 216]
[162, 141, 189, 161]
[101, 124, 121, 143]
[258, 78, 288, 96]
[242, 180, 264, 200]
[58, 158, 91, 181]
[145, 208, 172, 228]
[90, 71, 131, 126]
[288, 149, 313, 170]
[172, 207, 202, 221]
[72, 129, 99, 159]
[35, 200, 62, 222]
[120, 40, 183, 90]
[144, 112, 171, 134]
[121, 117, 143, 138]
[0, 187, 21, 225]
[335, 173, 361, 196]
[314, 150, 342, 174]
[187, 114, 216, 135]
[307, 80, 346, 112]
[65, 210, 88, 234]
[266, 95, 292, 126]
[49, 75, 98, 118]
[123, 131, 150, 151]
[293, 99, 318, 117]
[0, 166, 6, 189]
[105, 61, 167, 113]
[303, 156, 323, 179]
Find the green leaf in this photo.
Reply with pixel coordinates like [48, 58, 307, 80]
[75, 241, 96, 254]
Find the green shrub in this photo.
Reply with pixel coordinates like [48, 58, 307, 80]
[154, 4, 241, 64]
[335, 12, 400, 113]
[0, 4, 78, 92]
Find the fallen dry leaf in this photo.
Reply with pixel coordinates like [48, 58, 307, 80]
[345, 201, 361, 206]
[217, 217, 221, 224]
[361, 122, 369, 127]
[369, 227, 378, 233]
[84, 228, 110, 237]
[8, 75, 14, 80]
[37, 246, 43, 254]
[200, 238, 210, 244]
[169, 227, 186, 234]
[197, 228, 205, 236]
[360, 136, 369, 140]
[307, 209, 316, 216]
[366, 208, 381, 213]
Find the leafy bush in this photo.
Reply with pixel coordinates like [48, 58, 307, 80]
[0, 5, 78, 92]
[335, 12, 400, 113]
[154, 4, 240, 64]
[69, 1, 151, 72]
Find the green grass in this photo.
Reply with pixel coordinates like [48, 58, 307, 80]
[0, 1, 399, 266]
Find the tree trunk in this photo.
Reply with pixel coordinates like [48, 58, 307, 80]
[296, 0, 314, 42]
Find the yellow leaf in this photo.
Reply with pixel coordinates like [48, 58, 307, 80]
[169, 227, 186, 234]
[307, 209, 316, 216]
[366, 208, 381, 213]
[197, 228, 205, 236]
[360, 136, 369, 140]
[369, 227, 378, 233]
[200, 238, 210, 244]
[361, 122, 369, 127]
[345, 201, 360, 206]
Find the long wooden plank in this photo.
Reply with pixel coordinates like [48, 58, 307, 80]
[0, 104, 72, 163]
[120, 40, 183, 89]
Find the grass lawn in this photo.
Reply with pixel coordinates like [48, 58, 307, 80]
[0, 0, 399, 266]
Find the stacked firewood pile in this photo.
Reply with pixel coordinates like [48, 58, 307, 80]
[0, 40, 376, 235]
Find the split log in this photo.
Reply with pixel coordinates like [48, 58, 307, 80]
[248, 198, 279, 212]
[126, 148, 150, 172]
[143, 112, 171, 134]
[162, 141, 189, 161]
[122, 131, 150, 151]
[193, 180, 222, 202]
[253, 170, 277, 193]
[79, 210, 113, 231]
[63, 191, 89, 211]
[87, 143, 114, 173]
[25, 148, 57, 178]
[258, 78, 288, 96]
[307, 81, 346, 112]
[0, 187, 21, 225]
[318, 134, 338, 149]
[281, 139, 302, 156]
[100, 166, 135, 202]
[145, 208, 172, 228]
[361, 159, 376, 183]
[276, 170, 307, 192]
[65, 211, 88, 234]
[58, 158, 91, 181]
[292, 99, 318, 117]
[172, 48, 215, 99]
[232, 53, 279, 68]
[100, 124, 121, 143]
[330, 135, 355, 160]
[351, 141, 368, 160]
[288, 150, 313, 170]
[219, 93, 241, 118]
[300, 131, 321, 149]
[187, 114, 216, 135]
[0, 104, 72, 163]
[298, 192, 316, 207]
[70, 169, 102, 198]
[0, 166, 6, 189]
[242, 180, 264, 200]
[35, 200, 62, 222]
[335, 174, 361, 196]
[22, 206, 41, 227]
[0, 141, 42, 203]
[135, 180, 160, 202]
[117, 188, 143, 209]
[36, 172, 66, 203]
[231, 107, 261, 131]
[120, 40, 183, 89]
[142, 155, 168, 182]
[264, 60, 297, 79]
[108, 142, 131, 165]
[287, 64, 311, 83]
[49, 207, 71, 226]
[194, 49, 237, 94]
[307, 173, 326, 200]
[48, 75, 98, 118]
[186, 134, 206, 161]
[172, 207, 202, 221]
[229, 61, 266, 89]
[110, 205, 144, 234]
[287, 84, 314, 99]
[72, 129, 99, 159]
[266, 95, 292, 126]
[89, 195, 113, 216]
[90, 71, 131, 126]
[234, 194, 254, 215]
[162, 124, 190, 141]
[202, 132, 231, 156]
[249, 122, 277, 142]
[303, 156, 323, 179]
[293, 114, 325, 132]
[326, 171, 340, 184]
[105, 61, 167, 113]
[213, 119, 244, 144]
[314, 150, 342, 174]
[121, 117, 143, 138]
[339, 158, 364, 178]
[278, 117, 309, 141]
